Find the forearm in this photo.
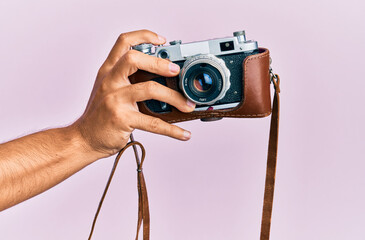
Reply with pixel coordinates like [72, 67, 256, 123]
[0, 30, 193, 212]
[0, 125, 101, 211]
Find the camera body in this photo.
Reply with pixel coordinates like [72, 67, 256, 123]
[132, 31, 259, 113]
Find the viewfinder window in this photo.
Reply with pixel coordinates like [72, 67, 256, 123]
[220, 41, 234, 51]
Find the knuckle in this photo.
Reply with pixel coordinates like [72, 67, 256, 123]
[123, 51, 138, 65]
[110, 111, 122, 125]
[149, 118, 161, 131]
[166, 124, 175, 135]
[117, 112, 133, 130]
[146, 81, 159, 93]
[127, 83, 138, 94]
[126, 84, 138, 100]
[103, 93, 117, 111]
[99, 80, 109, 93]
[118, 33, 128, 42]
[102, 92, 134, 130]
[106, 98, 127, 124]
[140, 29, 154, 36]
[109, 56, 120, 66]
[128, 83, 142, 96]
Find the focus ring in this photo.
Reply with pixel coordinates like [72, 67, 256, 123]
[179, 54, 231, 105]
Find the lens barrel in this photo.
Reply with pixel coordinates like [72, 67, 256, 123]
[179, 54, 231, 105]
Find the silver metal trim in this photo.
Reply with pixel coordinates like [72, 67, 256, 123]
[194, 102, 240, 111]
[146, 36, 258, 62]
[132, 43, 153, 54]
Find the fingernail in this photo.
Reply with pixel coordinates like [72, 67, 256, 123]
[169, 63, 180, 73]
[186, 99, 196, 108]
[183, 131, 191, 140]
[157, 35, 166, 43]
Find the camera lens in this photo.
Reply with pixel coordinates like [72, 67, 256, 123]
[179, 54, 231, 105]
[193, 72, 213, 92]
[186, 66, 221, 101]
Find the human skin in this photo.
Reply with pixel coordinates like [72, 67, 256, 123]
[0, 29, 196, 211]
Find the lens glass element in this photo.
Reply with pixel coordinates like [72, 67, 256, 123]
[193, 73, 213, 92]
[183, 62, 223, 103]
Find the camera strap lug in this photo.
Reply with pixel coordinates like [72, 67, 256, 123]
[270, 59, 280, 93]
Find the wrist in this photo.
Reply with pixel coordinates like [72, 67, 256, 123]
[62, 123, 106, 163]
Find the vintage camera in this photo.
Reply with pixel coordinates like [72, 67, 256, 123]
[132, 31, 259, 113]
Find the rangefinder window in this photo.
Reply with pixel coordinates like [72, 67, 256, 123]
[220, 41, 234, 52]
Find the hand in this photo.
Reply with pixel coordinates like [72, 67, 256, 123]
[73, 30, 196, 158]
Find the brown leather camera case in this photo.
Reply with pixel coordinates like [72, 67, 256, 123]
[130, 48, 271, 122]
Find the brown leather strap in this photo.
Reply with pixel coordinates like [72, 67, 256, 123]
[89, 75, 280, 240]
[88, 136, 149, 240]
[260, 74, 280, 240]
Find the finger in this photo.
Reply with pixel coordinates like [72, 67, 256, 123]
[100, 29, 166, 74]
[112, 50, 181, 79]
[130, 112, 191, 141]
[125, 81, 195, 112]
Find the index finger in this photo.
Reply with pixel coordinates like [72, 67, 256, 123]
[130, 112, 191, 141]
[99, 29, 166, 75]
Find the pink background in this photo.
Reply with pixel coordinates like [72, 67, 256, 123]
[1, 0, 364, 239]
